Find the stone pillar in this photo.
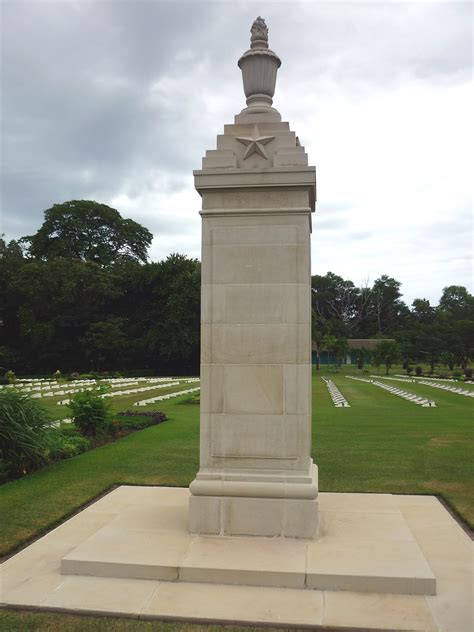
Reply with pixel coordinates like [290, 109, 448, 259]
[189, 17, 318, 539]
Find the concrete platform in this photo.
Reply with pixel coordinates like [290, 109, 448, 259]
[1, 486, 472, 631]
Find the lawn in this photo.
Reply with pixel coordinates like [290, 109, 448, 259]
[40, 380, 194, 422]
[0, 610, 276, 632]
[1, 367, 472, 561]
[313, 369, 473, 524]
[1, 367, 472, 630]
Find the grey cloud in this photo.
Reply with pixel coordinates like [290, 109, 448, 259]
[1, 0, 471, 269]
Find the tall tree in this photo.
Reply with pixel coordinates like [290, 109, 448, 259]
[322, 334, 337, 369]
[375, 340, 401, 375]
[80, 316, 130, 371]
[333, 338, 349, 369]
[3, 259, 122, 372]
[23, 200, 153, 266]
[439, 286, 474, 319]
[355, 347, 370, 370]
[311, 272, 372, 335]
[370, 275, 409, 335]
[411, 298, 435, 324]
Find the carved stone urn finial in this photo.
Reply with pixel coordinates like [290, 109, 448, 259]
[237, 17, 281, 119]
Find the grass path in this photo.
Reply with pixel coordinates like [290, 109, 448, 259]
[0, 369, 472, 558]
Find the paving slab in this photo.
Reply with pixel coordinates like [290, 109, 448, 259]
[60, 486, 435, 595]
[1, 486, 472, 631]
[142, 582, 324, 626]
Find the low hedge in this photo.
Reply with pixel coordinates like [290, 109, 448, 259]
[114, 411, 167, 431]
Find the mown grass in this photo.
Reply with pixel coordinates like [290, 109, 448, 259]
[0, 391, 200, 557]
[0, 610, 279, 632]
[0, 367, 472, 561]
[41, 380, 192, 422]
[314, 370, 473, 523]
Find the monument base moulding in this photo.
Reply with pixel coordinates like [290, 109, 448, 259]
[189, 462, 319, 538]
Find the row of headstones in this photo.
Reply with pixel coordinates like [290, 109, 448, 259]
[54, 380, 201, 422]
[133, 386, 201, 407]
[346, 376, 436, 407]
[34, 388, 94, 400]
[373, 375, 474, 398]
[56, 380, 184, 405]
[2, 381, 95, 392]
[2, 376, 176, 392]
[372, 375, 413, 383]
[0, 377, 178, 392]
[17, 378, 181, 401]
[418, 380, 474, 398]
[321, 377, 350, 407]
[395, 374, 473, 384]
[15, 376, 173, 383]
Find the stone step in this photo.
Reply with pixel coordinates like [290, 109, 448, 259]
[61, 489, 436, 596]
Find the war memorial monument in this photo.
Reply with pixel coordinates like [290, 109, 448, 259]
[188, 15, 318, 539]
[0, 18, 470, 631]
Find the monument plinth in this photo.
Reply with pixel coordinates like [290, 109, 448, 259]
[188, 17, 318, 538]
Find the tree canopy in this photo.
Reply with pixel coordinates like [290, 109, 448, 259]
[312, 271, 473, 371]
[22, 200, 153, 266]
[1, 207, 472, 376]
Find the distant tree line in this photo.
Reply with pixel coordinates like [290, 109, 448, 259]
[312, 272, 473, 372]
[1, 200, 472, 376]
[0, 201, 200, 375]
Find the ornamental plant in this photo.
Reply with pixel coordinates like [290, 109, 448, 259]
[0, 389, 50, 480]
[5, 370, 16, 384]
[69, 388, 113, 437]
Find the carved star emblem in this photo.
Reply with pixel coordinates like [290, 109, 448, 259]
[236, 125, 275, 160]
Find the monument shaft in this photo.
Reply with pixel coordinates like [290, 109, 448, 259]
[189, 18, 318, 538]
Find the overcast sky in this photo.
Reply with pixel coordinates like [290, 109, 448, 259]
[1, 0, 472, 304]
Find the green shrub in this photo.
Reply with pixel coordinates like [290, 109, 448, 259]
[45, 428, 91, 461]
[70, 389, 113, 437]
[5, 370, 16, 384]
[0, 389, 50, 480]
[415, 366, 423, 376]
[60, 424, 81, 437]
